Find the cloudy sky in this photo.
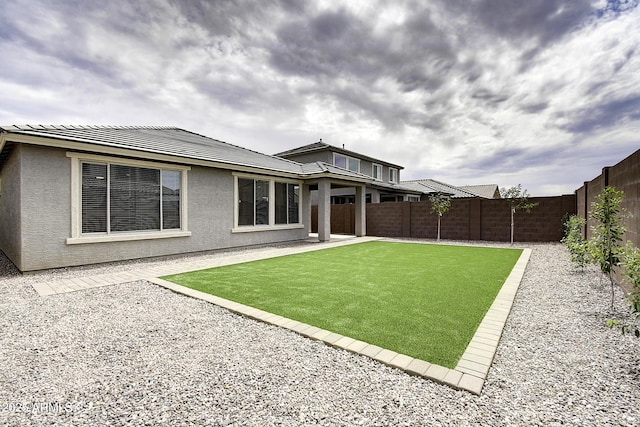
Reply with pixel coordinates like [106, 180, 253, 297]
[1, 0, 639, 195]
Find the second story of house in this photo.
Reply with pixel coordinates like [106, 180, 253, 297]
[275, 140, 404, 185]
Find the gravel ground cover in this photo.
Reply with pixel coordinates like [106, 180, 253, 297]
[0, 241, 639, 426]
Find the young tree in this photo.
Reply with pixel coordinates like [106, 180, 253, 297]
[500, 184, 538, 244]
[610, 243, 640, 338]
[429, 193, 451, 242]
[588, 186, 627, 311]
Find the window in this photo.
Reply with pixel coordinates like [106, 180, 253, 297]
[372, 164, 383, 181]
[389, 167, 398, 183]
[331, 195, 355, 205]
[235, 175, 302, 230]
[275, 182, 300, 224]
[81, 162, 182, 234]
[333, 153, 360, 173]
[408, 195, 420, 202]
[238, 178, 269, 226]
[68, 153, 190, 244]
[348, 158, 359, 172]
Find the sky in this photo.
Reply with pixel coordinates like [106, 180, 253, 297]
[1, 0, 639, 196]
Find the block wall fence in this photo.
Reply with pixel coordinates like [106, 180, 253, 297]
[576, 149, 640, 248]
[575, 149, 640, 289]
[312, 194, 577, 243]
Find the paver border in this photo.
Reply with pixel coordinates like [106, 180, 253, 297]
[149, 246, 532, 395]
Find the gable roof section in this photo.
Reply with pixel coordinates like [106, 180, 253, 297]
[0, 125, 372, 183]
[275, 141, 404, 170]
[459, 184, 501, 199]
[401, 179, 481, 198]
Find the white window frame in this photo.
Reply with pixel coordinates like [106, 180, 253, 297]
[389, 167, 398, 183]
[372, 163, 383, 181]
[333, 153, 360, 173]
[232, 173, 304, 233]
[66, 152, 191, 244]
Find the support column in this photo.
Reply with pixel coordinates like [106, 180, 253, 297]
[302, 184, 312, 235]
[317, 179, 331, 241]
[355, 184, 366, 237]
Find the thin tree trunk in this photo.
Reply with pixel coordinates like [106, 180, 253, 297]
[437, 214, 441, 241]
[510, 208, 515, 244]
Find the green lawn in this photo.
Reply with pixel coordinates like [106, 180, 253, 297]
[162, 241, 522, 368]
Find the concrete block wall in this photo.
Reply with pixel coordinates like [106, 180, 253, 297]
[609, 149, 640, 246]
[575, 149, 640, 291]
[365, 202, 404, 237]
[315, 195, 577, 242]
[576, 149, 640, 245]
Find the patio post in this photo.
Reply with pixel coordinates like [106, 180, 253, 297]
[355, 184, 366, 237]
[317, 178, 331, 241]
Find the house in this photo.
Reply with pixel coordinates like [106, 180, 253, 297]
[275, 141, 500, 203]
[0, 126, 372, 272]
[275, 141, 424, 203]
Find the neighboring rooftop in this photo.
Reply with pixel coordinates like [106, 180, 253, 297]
[459, 184, 501, 199]
[401, 179, 489, 199]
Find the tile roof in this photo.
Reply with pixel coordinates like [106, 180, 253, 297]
[370, 180, 423, 195]
[401, 179, 481, 198]
[459, 184, 500, 199]
[0, 125, 372, 182]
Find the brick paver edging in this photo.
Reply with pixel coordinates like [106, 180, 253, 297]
[149, 247, 532, 395]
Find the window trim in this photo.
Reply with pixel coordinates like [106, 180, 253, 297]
[389, 167, 398, 183]
[372, 163, 383, 181]
[232, 173, 303, 233]
[66, 152, 191, 244]
[333, 153, 360, 173]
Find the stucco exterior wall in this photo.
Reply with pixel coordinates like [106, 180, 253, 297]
[0, 144, 22, 268]
[16, 145, 308, 271]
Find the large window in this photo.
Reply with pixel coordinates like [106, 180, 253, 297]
[235, 175, 301, 229]
[333, 154, 360, 173]
[81, 162, 182, 234]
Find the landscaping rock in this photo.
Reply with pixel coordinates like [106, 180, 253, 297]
[0, 242, 639, 425]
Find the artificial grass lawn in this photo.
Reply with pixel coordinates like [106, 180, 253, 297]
[163, 241, 522, 368]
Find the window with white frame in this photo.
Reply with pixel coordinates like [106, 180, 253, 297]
[81, 162, 183, 234]
[389, 167, 398, 183]
[67, 153, 190, 244]
[372, 164, 383, 181]
[238, 178, 270, 226]
[333, 153, 360, 173]
[275, 182, 300, 224]
[235, 175, 301, 229]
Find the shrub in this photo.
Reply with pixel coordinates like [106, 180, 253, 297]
[561, 215, 590, 270]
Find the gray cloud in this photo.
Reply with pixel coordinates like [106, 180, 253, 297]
[561, 94, 640, 134]
[0, 0, 639, 196]
[443, 0, 594, 46]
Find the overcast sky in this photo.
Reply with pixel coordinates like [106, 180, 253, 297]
[1, 0, 639, 196]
